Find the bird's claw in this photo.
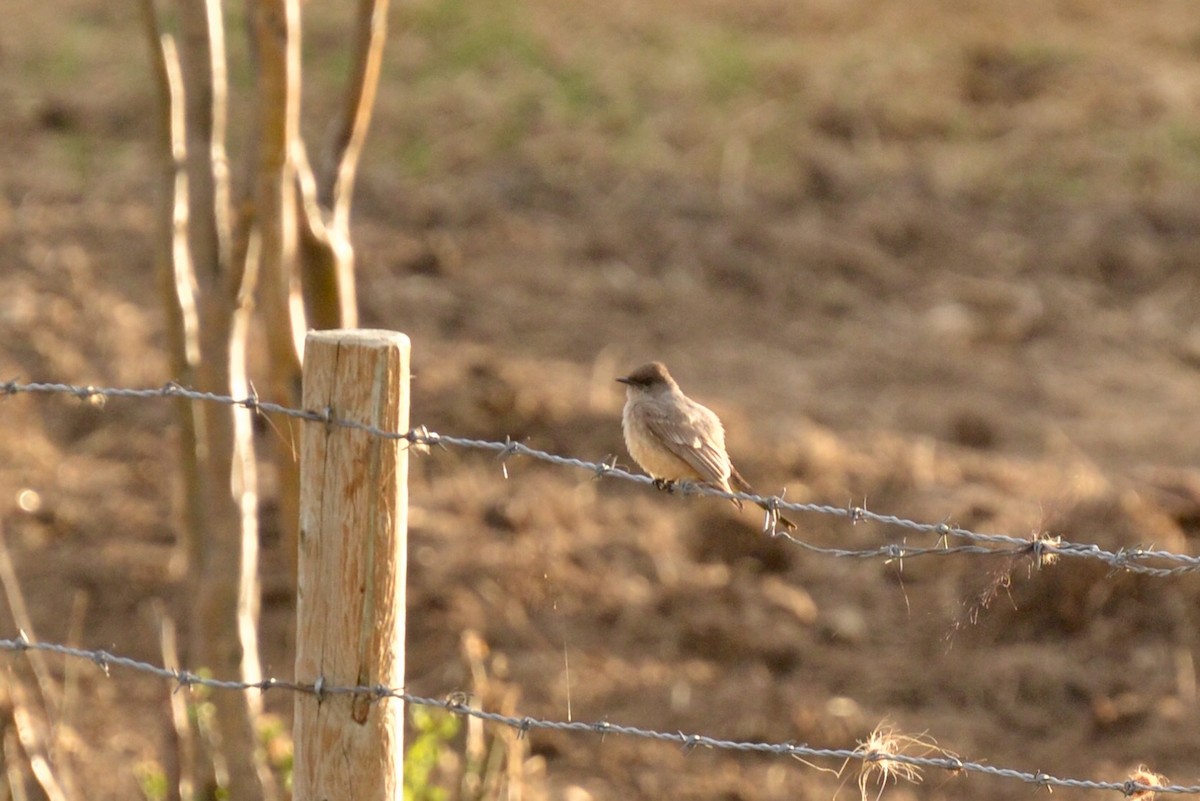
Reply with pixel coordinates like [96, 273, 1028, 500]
[653, 478, 677, 494]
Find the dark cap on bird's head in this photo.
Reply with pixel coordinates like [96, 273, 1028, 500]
[617, 361, 677, 390]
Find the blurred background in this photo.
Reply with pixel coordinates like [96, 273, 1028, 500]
[2, 0, 1200, 798]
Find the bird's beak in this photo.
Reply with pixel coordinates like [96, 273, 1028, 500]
[616, 376, 634, 385]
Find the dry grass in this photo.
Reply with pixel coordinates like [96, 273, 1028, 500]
[841, 721, 954, 801]
[1126, 765, 1168, 801]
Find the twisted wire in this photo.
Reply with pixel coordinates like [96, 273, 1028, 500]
[0, 636, 1191, 796]
[3, 380, 1195, 576]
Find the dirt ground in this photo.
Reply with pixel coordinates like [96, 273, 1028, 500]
[3, 0, 1200, 799]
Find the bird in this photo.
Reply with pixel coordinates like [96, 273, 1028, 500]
[617, 361, 797, 530]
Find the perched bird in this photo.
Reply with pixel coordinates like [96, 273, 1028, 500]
[617, 361, 797, 530]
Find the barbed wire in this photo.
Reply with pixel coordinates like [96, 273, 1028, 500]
[3, 380, 1198, 577]
[0, 635, 1191, 796]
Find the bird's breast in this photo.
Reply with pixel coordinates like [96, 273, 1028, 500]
[622, 401, 703, 481]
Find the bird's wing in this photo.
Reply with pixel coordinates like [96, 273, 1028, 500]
[641, 400, 732, 485]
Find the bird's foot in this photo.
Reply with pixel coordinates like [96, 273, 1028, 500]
[653, 478, 678, 494]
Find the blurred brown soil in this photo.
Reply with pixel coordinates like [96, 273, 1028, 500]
[2, 0, 1200, 798]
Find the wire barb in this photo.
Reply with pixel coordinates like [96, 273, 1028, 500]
[242, 385, 261, 414]
[91, 649, 113, 676]
[497, 436, 521, 479]
[319, 405, 335, 426]
[174, 670, 198, 691]
[592, 454, 619, 480]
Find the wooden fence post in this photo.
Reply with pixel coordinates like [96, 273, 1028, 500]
[294, 329, 409, 800]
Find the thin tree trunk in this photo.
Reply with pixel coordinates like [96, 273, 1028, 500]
[252, 0, 305, 600]
[252, 0, 303, 381]
[296, 0, 387, 332]
[139, 0, 202, 583]
[325, 0, 389, 223]
[171, 2, 266, 799]
[191, 334, 266, 801]
[176, 0, 231, 284]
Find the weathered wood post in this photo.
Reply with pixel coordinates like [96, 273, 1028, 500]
[294, 329, 409, 800]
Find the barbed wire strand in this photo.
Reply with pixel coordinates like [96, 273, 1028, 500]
[3, 380, 1198, 577]
[0, 636, 1191, 796]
